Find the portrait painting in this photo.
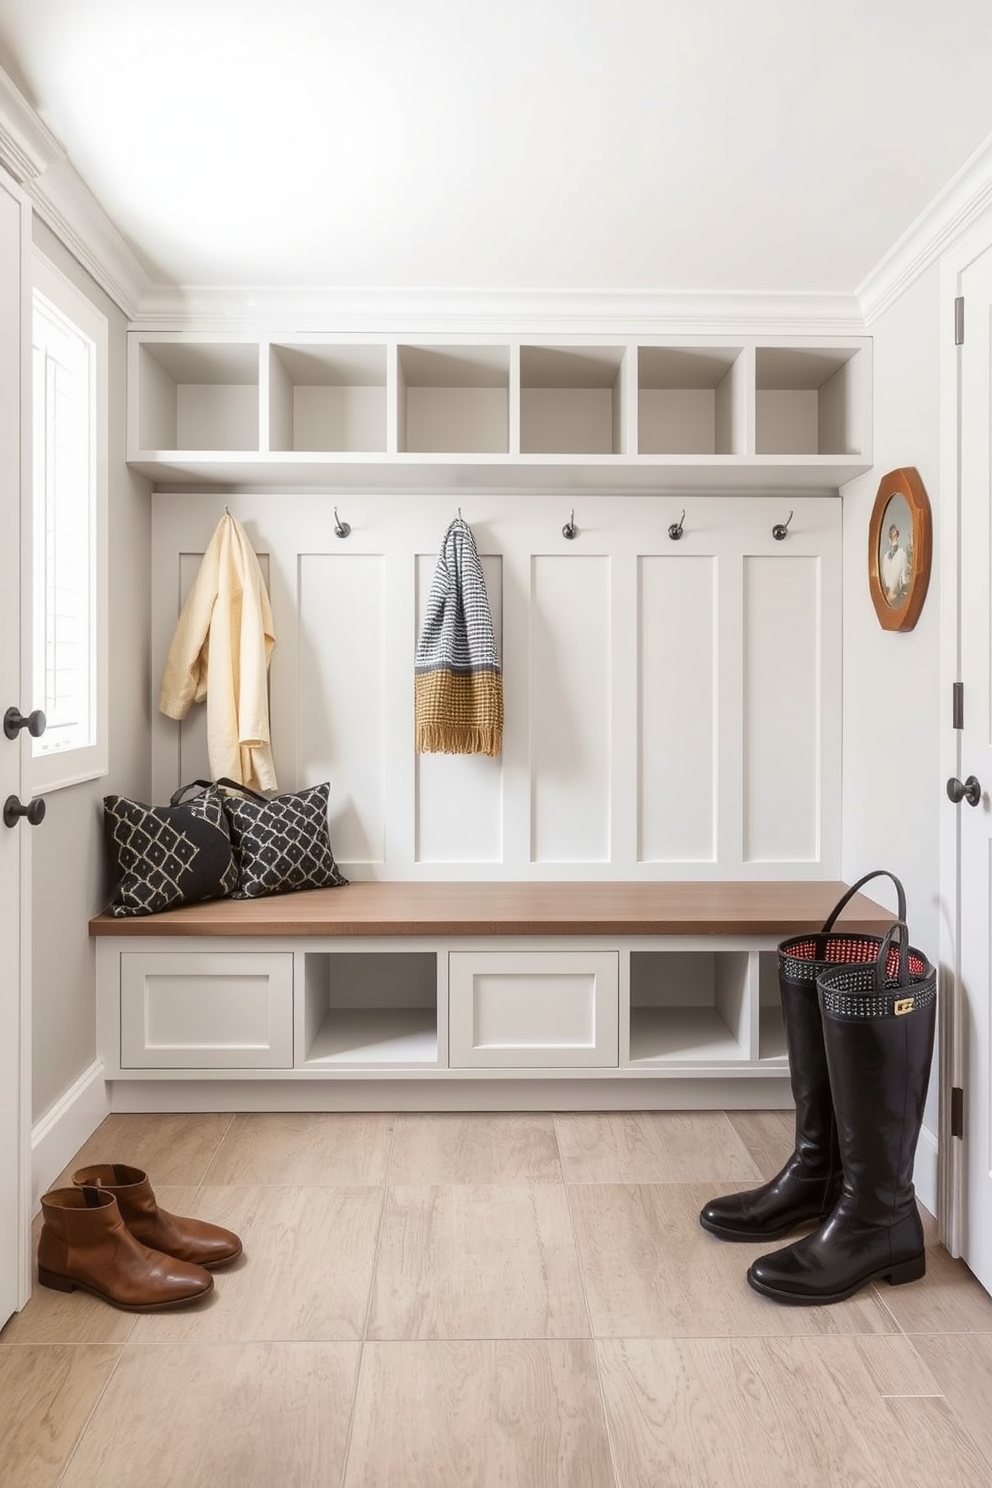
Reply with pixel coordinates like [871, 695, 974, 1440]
[868, 468, 932, 632]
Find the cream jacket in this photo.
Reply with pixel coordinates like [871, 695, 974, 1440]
[159, 512, 277, 790]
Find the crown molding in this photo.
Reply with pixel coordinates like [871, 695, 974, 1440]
[131, 283, 867, 335]
[0, 65, 154, 319]
[0, 66, 61, 182]
[858, 129, 992, 324]
[25, 159, 154, 319]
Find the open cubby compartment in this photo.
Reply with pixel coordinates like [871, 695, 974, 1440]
[755, 345, 865, 456]
[133, 339, 260, 452]
[756, 950, 787, 1062]
[268, 343, 388, 452]
[520, 345, 629, 454]
[397, 344, 510, 453]
[637, 345, 745, 454]
[628, 949, 750, 1063]
[301, 950, 439, 1067]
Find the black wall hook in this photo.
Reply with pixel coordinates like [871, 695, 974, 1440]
[562, 509, 577, 540]
[772, 510, 794, 541]
[668, 510, 685, 541]
[334, 507, 351, 539]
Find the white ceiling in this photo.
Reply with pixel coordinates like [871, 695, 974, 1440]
[1, 0, 992, 301]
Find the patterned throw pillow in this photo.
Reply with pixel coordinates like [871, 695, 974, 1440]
[219, 780, 348, 899]
[103, 782, 239, 917]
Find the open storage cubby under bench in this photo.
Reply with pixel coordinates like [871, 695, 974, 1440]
[90, 881, 893, 1113]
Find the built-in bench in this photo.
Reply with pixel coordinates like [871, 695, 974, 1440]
[89, 880, 893, 1113]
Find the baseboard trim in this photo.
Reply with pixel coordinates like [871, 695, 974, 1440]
[915, 1122, 938, 1218]
[107, 1076, 795, 1114]
[31, 1060, 110, 1212]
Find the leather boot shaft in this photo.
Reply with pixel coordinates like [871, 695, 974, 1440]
[72, 1163, 242, 1269]
[38, 1188, 213, 1311]
[699, 978, 840, 1242]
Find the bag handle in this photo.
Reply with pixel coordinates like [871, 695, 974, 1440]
[215, 776, 269, 804]
[821, 870, 906, 933]
[169, 779, 215, 806]
[169, 778, 270, 808]
[875, 921, 911, 988]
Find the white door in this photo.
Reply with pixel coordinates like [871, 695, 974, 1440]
[948, 235, 992, 1295]
[0, 165, 32, 1326]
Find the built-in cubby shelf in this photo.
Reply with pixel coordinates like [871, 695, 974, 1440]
[127, 332, 872, 491]
[302, 950, 439, 1069]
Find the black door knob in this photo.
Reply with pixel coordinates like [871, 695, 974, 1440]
[946, 775, 982, 807]
[2, 794, 45, 829]
[4, 707, 46, 740]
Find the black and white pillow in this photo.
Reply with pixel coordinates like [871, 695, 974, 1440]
[219, 780, 348, 899]
[103, 781, 239, 917]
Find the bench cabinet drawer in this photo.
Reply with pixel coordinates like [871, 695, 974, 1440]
[448, 951, 619, 1068]
[120, 952, 294, 1069]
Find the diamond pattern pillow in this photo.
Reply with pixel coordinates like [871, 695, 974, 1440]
[220, 780, 348, 899]
[103, 782, 239, 917]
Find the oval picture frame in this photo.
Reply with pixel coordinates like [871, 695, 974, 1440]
[867, 466, 932, 632]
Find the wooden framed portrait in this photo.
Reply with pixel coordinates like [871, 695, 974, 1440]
[868, 466, 932, 632]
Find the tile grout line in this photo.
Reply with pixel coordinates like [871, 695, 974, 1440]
[552, 1110, 625, 1488]
[195, 1110, 238, 1192]
[52, 1339, 130, 1488]
[333, 1111, 400, 1488]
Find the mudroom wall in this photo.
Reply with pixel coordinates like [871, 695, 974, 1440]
[840, 261, 943, 1164]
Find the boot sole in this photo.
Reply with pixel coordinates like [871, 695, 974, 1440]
[746, 1252, 926, 1305]
[38, 1266, 214, 1311]
[699, 1214, 824, 1243]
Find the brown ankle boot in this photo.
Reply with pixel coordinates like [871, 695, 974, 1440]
[38, 1188, 213, 1310]
[72, 1163, 242, 1269]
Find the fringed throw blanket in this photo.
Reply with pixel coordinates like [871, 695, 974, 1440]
[415, 517, 503, 756]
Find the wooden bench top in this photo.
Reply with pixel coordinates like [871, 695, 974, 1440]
[89, 880, 897, 939]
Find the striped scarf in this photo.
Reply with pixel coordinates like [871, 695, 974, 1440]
[414, 517, 503, 756]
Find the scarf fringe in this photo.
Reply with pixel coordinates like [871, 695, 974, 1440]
[415, 722, 503, 757]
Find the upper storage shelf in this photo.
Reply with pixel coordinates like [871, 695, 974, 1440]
[127, 332, 872, 491]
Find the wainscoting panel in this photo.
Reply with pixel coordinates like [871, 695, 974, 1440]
[638, 554, 717, 863]
[299, 552, 386, 866]
[742, 553, 822, 862]
[150, 493, 842, 880]
[529, 554, 611, 864]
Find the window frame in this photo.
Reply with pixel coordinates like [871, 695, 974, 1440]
[29, 251, 109, 792]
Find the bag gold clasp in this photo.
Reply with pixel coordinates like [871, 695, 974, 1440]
[894, 997, 915, 1016]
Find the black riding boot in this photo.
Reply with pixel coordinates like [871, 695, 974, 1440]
[747, 982, 935, 1304]
[699, 980, 841, 1242]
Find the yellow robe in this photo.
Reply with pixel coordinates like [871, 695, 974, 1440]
[158, 512, 277, 791]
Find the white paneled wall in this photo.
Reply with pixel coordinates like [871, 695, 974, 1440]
[150, 492, 842, 880]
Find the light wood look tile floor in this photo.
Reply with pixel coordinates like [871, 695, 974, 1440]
[2, 1109, 991, 1488]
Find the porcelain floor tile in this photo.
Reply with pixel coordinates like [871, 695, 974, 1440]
[52, 1113, 236, 1188]
[387, 1112, 563, 1184]
[367, 1184, 589, 1340]
[911, 1332, 992, 1466]
[570, 1183, 898, 1337]
[202, 1111, 394, 1185]
[127, 1185, 382, 1342]
[598, 1335, 990, 1488]
[57, 1342, 360, 1488]
[0, 1344, 121, 1488]
[345, 1339, 616, 1488]
[555, 1110, 763, 1184]
[726, 1109, 796, 1179]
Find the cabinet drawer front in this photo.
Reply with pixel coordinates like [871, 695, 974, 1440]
[448, 952, 619, 1068]
[120, 952, 294, 1069]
